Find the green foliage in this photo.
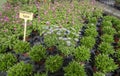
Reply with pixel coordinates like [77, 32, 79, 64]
[34, 73, 47, 76]
[115, 49, 120, 62]
[101, 34, 114, 43]
[98, 42, 114, 55]
[58, 45, 75, 56]
[95, 54, 118, 73]
[93, 8, 103, 18]
[80, 36, 95, 49]
[89, 17, 97, 24]
[84, 27, 98, 37]
[44, 34, 58, 47]
[102, 21, 112, 27]
[14, 40, 30, 54]
[64, 61, 86, 76]
[86, 23, 96, 29]
[7, 61, 33, 76]
[112, 16, 120, 25]
[45, 55, 63, 73]
[0, 43, 8, 53]
[115, 24, 120, 31]
[0, 53, 17, 71]
[7, 0, 29, 5]
[102, 26, 116, 35]
[103, 16, 113, 22]
[29, 45, 46, 61]
[93, 72, 105, 76]
[74, 46, 90, 62]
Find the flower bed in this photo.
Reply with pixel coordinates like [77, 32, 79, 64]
[0, 0, 120, 76]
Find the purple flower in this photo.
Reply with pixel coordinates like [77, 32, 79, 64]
[44, 11, 48, 15]
[46, 21, 50, 25]
[3, 29, 8, 32]
[4, 16, 9, 22]
[14, 27, 17, 31]
[91, 0, 95, 5]
[51, 7, 55, 11]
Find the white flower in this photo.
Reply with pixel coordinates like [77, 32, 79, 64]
[56, 31, 61, 35]
[59, 37, 63, 40]
[66, 41, 71, 46]
[63, 38, 68, 40]
[74, 38, 79, 41]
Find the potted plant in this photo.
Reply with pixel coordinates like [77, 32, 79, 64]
[103, 16, 113, 22]
[114, 23, 120, 32]
[84, 27, 98, 37]
[34, 72, 47, 76]
[44, 34, 58, 48]
[7, 61, 33, 76]
[80, 36, 95, 49]
[0, 43, 8, 53]
[64, 61, 86, 76]
[0, 53, 17, 71]
[112, 16, 120, 26]
[58, 45, 75, 56]
[45, 55, 63, 73]
[95, 54, 118, 73]
[86, 23, 96, 29]
[101, 34, 114, 43]
[93, 72, 105, 76]
[29, 45, 46, 62]
[74, 45, 90, 63]
[89, 17, 97, 24]
[102, 21, 112, 27]
[115, 49, 120, 63]
[13, 40, 30, 54]
[98, 42, 114, 55]
[102, 26, 116, 35]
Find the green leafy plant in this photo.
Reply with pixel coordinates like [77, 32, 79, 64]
[98, 42, 114, 55]
[103, 16, 113, 22]
[102, 21, 112, 27]
[45, 55, 63, 73]
[84, 27, 98, 37]
[7, 61, 33, 76]
[86, 23, 96, 29]
[101, 34, 114, 43]
[80, 36, 95, 49]
[115, 23, 120, 31]
[0, 43, 8, 53]
[102, 26, 116, 35]
[29, 45, 46, 61]
[34, 73, 47, 76]
[93, 72, 105, 76]
[112, 16, 120, 26]
[74, 46, 90, 62]
[0, 53, 17, 71]
[8, 0, 29, 5]
[14, 40, 30, 54]
[89, 17, 97, 24]
[44, 34, 58, 47]
[95, 54, 118, 73]
[115, 49, 120, 62]
[64, 61, 86, 76]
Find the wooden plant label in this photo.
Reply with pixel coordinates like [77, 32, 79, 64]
[19, 11, 33, 20]
[19, 11, 33, 41]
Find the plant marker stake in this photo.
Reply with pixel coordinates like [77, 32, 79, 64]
[23, 19, 27, 41]
[19, 11, 33, 41]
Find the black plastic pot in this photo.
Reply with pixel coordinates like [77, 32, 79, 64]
[0, 71, 7, 76]
[48, 68, 64, 76]
[63, 55, 73, 67]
